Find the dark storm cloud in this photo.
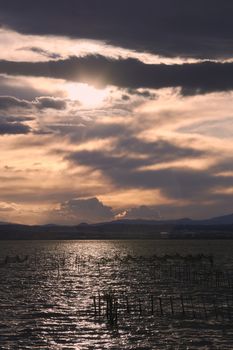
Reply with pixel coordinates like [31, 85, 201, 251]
[66, 148, 233, 200]
[64, 139, 212, 201]
[2, 115, 33, 123]
[0, 56, 233, 94]
[0, 121, 30, 134]
[0, 113, 31, 134]
[66, 139, 203, 171]
[49, 122, 130, 142]
[58, 197, 114, 223]
[0, 96, 31, 109]
[64, 137, 233, 201]
[35, 97, 66, 110]
[0, 0, 232, 59]
[115, 138, 202, 159]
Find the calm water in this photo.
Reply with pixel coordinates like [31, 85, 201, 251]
[1, 240, 233, 349]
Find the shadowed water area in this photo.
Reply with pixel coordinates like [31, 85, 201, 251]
[1, 240, 233, 349]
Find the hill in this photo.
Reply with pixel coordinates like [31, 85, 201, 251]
[0, 213, 233, 240]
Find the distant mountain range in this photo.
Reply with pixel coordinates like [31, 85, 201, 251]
[90, 213, 233, 226]
[0, 213, 233, 240]
[200, 213, 233, 225]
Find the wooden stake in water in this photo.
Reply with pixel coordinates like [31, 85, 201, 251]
[213, 297, 218, 319]
[170, 296, 174, 316]
[114, 299, 118, 324]
[180, 294, 185, 316]
[190, 295, 196, 319]
[93, 296, 97, 317]
[109, 295, 113, 321]
[159, 297, 163, 316]
[57, 262, 60, 280]
[202, 295, 207, 319]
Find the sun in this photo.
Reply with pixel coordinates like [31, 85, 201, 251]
[65, 82, 108, 107]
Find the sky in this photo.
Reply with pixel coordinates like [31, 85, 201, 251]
[0, 0, 233, 224]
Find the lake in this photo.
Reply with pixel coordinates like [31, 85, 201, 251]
[1, 240, 233, 349]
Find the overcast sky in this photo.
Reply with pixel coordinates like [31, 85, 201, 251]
[0, 0, 232, 224]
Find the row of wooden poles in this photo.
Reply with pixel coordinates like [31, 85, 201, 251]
[92, 292, 233, 325]
[14, 253, 233, 295]
[31, 253, 233, 292]
[151, 263, 233, 289]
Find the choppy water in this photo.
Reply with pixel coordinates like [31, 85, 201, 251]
[1, 240, 233, 349]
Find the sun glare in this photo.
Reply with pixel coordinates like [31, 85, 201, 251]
[65, 82, 108, 107]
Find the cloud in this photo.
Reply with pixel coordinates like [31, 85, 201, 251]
[0, 95, 31, 109]
[122, 88, 156, 100]
[35, 96, 66, 110]
[48, 121, 130, 142]
[1, 115, 33, 123]
[19, 46, 62, 60]
[0, 56, 232, 94]
[124, 196, 233, 220]
[64, 139, 233, 202]
[0, 1, 232, 224]
[0, 75, 53, 100]
[118, 205, 161, 220]
[0, 112, 32, 135]
[0, 0, 232, 59]
[0, 201, 17, 212]
[66, 138, 204, 170]
[0, 95, 67, 111]
[0, 120, 31, 134]
[52, 197, 114, 224]
[178, 117, 233, 139]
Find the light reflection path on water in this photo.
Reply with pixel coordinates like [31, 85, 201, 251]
[1, 240, 233, 349]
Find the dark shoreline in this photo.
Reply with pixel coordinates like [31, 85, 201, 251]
[0, 222, 233, 240]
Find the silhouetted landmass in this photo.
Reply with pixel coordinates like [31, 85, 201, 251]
[0, 213, 233, 240]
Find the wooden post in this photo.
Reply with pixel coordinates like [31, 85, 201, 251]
[190, 295, 196, 319]
[114, 298, 118, 324]
[106, 295, 109, 318]
[213, 297, 218, 319]
[126, 295, 130, 314]
[159, 297, 163, 316]
[170, 296, 174, 316]
[180, 294, 185, 316]
[93, 296, 97, 316]
[98, 292, 101, 316]
[202, 295, 207, 319]
[109, 295, 113, 322]
[57, 263, 60, 280]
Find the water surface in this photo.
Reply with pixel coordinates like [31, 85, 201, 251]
[1, 240, 233, 349]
